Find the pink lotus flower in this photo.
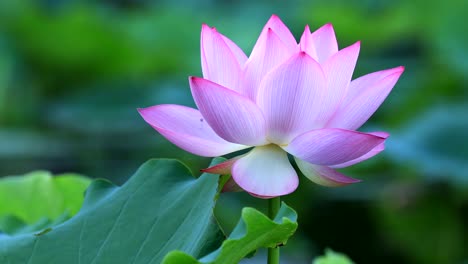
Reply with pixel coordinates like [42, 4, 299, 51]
[139, 15, 404, 198]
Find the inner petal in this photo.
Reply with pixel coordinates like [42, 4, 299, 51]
[232, 144, 299, 198]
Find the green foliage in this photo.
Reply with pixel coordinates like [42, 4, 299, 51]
[375, 182, 464, 264]
[162, 202, 298, 264]
[0, 171, 91, 228]
[389, 105, 468, 185]
[313, 249, 354, 264]
[0, 159, 223, 264]
[1, 4, 201, 90]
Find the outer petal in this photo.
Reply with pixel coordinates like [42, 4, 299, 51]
[327, 66, 404, 130]
[190, 77, 268, 146]
[138, 105, 247, 157]
[201, 25, 243, 91]
[284, 128, 385, 165]
[232, 145, 299, 197]
[300, 23, 338, 63]
[242, 29, 294, 100]
[330, 131, 389, 168]
[256, 52, 327, 145]
[317, 42, 360, 125]
[295, 158, 360, 187]
[201, 155, 244, 175]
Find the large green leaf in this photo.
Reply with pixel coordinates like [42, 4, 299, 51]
[0, 171, 91, 226]
[388, 105, 468, 185]
[0, 159, 223, 264]
[162, 202, 298, 264]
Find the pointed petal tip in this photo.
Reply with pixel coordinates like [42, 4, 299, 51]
[295, 158, 362, 187]
[344, 177, 362, 184]
[395, 66, 405, 73]
[296, 50, 317, 63]
[137, 104, 248, 157]
[201, 157, 241, 175]
[137, 105, 154, 116]
[136, 107, 150, 117]
[353, 40, 361, 48]
[286, 129, 386, 166]
[375, 131, 390, 139]
[201, 165, 229, 175]
[387, 67, 405, 79]
[201, 23, 211, 31]
[189, 76, 203, 84]
[201, 24, 217, 34]
[374, 66, 404, 77]
[313, 22, 336, 36]
[265, 14, 284, 26]
[320, 23, 334, 31]
[270, 14, 281, 20]
[294, 50, 319, 63]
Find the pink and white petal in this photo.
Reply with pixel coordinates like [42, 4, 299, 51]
[295, 158, 360, 187]
[299, 25, 315, 59]
[327, 67, 404, 130]
[329, 131, 389, 168]
[342, 66, 404, 105]
[300, 24, 338, 63]
[284, 128, 385, 165]
[317, 42, 360, 125]
[232, 145, 299, 198]
[190, 77, 268, 146]
[257, 52, 327, 144]
[201, 25, 242, 91]
[253, 15, 298, 54]
[221, 35, 248, 66]
[311, 23, 339, 63]
[138, 105, 247, 157]
[242, 29, 293, 100]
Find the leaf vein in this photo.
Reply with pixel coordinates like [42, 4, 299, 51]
[26, 238, 38, 264]
[89, 177, 150, 264]
[147, 187, 200, 263]
[78, 216, 87, 264]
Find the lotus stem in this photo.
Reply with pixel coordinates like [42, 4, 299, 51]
[268, 196, 281, 264]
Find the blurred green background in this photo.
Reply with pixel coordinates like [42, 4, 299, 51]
[0, 0, 466, 263]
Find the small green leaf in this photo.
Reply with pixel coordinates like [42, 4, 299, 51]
[0, 159, 224, 264]
[313, 249, 355, 264]
[0, 171, 91, 228]
[162, 202, 298, 264]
